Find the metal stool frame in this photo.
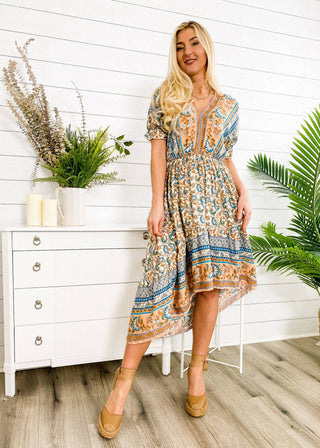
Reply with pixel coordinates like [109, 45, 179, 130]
[178, 295, 244, 379]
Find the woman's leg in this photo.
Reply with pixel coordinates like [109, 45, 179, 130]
[104, 340, 151, 414]
[188, 288, 220, 395]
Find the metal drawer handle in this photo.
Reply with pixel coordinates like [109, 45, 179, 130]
[34, 300, 42, 310]
[143, 231, 149, 240]
[32, 262, 41, 272]
[35, 336, 42, 346]
[33, 235, 41, 246]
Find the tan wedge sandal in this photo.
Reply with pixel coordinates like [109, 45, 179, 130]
[185, 352, 208, 417]
[98, 364, 136, 439]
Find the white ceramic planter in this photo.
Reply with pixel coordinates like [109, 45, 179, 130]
[55, 187, 86, 226]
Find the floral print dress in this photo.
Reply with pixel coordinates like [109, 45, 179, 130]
[126, 88, 257, 344]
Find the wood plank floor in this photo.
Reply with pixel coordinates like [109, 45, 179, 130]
[0, 336, 319, 448]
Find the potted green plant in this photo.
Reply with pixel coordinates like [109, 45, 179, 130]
[34, 88, 133, 225]
[1, 38, 133, 225]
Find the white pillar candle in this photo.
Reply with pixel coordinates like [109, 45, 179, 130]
[42, 199, 57, 227]
[26, 193, 43, 226]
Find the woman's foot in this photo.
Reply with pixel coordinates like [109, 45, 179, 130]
[104, 375, 134, 415]
[187, 363, 206, 396]
[98, 366, 136, 439]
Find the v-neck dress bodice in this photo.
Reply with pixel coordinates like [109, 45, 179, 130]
[126, 87, 257, 344]
[143, 87, 239, 162]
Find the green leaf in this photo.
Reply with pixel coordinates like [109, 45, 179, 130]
[246, 153, 295, 197]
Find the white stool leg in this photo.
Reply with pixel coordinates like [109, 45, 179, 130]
[161, 336, 171, 375]
[180, 332, 185, 379]
[217, 303, 221, 351]
[239, 296, 244, 374]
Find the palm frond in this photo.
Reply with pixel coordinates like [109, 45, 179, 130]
[247, 153, 295, 197]
[286, 105, 320, 243]
[249, 221, 320, 292]
[287, 213, 320, 251]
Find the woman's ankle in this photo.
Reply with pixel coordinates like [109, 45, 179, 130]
[105, 381, 132, 410]
[188, 365, 205, 394]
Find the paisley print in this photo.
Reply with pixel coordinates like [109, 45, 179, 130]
[126, 88, 257, 344]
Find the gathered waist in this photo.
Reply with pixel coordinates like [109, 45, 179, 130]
[166, 152, 224, 166]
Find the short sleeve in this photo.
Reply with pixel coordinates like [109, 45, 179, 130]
[144, 89, 168, 141]
[223, 101, 239, 158]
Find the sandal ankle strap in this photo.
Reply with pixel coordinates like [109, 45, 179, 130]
[189, 353, 208, 370]
[116, 365, 136, 381]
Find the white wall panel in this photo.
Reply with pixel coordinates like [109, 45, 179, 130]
[0, 0, 319, 370]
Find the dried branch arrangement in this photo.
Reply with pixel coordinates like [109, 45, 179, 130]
[1, 38, 70, 186]
[1, 38, 133, 189]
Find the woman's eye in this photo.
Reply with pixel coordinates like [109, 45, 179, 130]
[177, 42, 199, 51]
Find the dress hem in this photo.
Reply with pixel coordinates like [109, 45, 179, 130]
[126, 282, 256, 345]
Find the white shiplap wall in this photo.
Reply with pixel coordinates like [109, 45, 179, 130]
[0, 0, 320, 371]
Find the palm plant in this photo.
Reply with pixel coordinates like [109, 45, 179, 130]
[247, 103, 320, 295]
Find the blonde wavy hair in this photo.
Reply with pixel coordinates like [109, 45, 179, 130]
[151, 20, 223, 134]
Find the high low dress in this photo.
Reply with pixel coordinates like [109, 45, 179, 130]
[126, 88, 257, 344]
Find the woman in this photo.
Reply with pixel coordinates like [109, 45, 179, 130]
[98, 20, 257, 439]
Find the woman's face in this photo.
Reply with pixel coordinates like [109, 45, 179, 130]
[176, 27, 207, 76]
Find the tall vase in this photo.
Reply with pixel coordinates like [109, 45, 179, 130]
[55, 187, 86, 226]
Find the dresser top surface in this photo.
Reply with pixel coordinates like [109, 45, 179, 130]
[0, 224, 147, 232]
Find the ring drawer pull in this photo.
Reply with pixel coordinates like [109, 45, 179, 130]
[32, 262, 41, 272]
[143, 231, 149, 240]
[34, 300, 42, 310]
[35, 336, 42, 346]
[33, 235, 41, 246]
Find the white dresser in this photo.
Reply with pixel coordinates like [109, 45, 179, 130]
[1, 225, 173, 397]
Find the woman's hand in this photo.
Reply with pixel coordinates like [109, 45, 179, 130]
[237, 189, 252, 232]
[147, 204, 164, 241]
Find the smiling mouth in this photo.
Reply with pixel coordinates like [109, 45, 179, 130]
[185, 59, 197, 64]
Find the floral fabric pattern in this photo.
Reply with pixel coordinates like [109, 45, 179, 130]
[127, 88, 257, 344]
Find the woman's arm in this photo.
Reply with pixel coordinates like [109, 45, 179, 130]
[147, 139, 167, 240]
[150, 140, 167, 206]
[223, 157, 246, 195]
[223, 156, 252, 231]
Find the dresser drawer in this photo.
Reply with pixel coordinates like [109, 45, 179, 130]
[53, 248, 146, 286]
[15, 324, 53, 363]
[13, 251, 54, 288]
[14, 283, 138, 325]
[13, 248, 146, 288]
[53, 318, 129, 364]
[12, 230, 149, 251]
[14, 288, 54, 325]
[54, 283, 137, 321]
